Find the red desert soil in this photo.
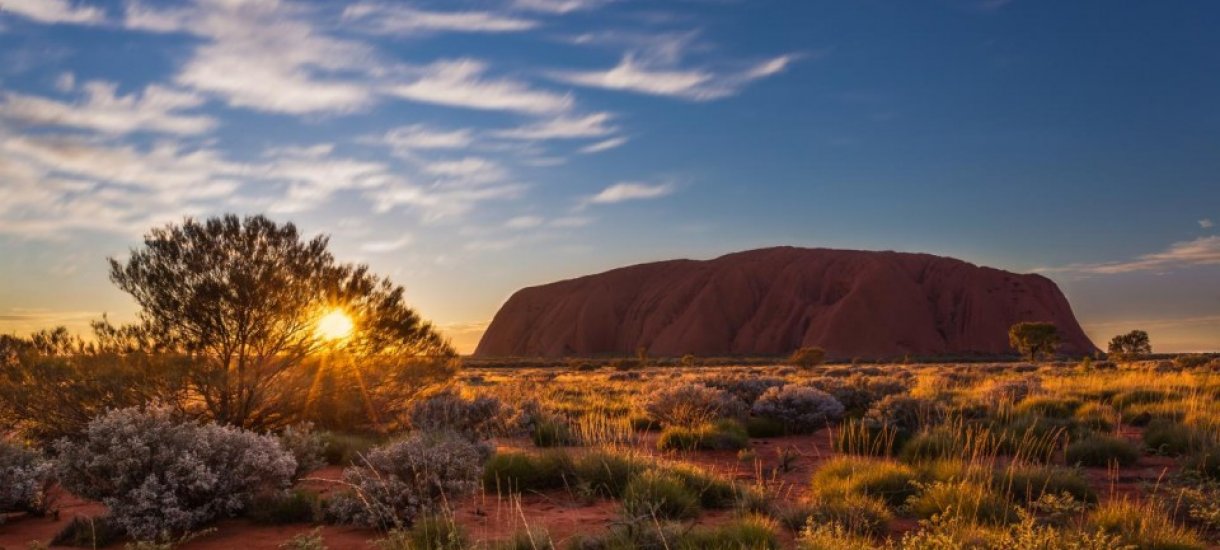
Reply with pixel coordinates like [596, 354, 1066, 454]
[0, 431, 1178, 549]
[474, 246, 1098, 359]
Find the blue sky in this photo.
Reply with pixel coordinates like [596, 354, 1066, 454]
[1, 0, 1218, 353]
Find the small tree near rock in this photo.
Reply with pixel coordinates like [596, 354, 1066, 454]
[1107, 330, 1151, 361]
[1008, 322, 1060, 361]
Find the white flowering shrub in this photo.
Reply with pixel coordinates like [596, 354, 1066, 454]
[702, 375, 786, 405]
[328, 431, 484, 530]
[644, 383, 748, 428]
[751, 385, 845, 433]
[279, 422, 326, 480]
[0, 438, 54, 521]
[408, 390, 503, 441]
[55, 407, 296, 540]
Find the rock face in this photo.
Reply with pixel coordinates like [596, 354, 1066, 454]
[474, 247, 1097, 359]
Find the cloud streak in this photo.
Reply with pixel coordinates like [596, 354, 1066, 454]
[0, 81, 216, 135]
[1044, 235, 1220, 275]
[583, 181, 674, 206]
[342, 3, 538, 35]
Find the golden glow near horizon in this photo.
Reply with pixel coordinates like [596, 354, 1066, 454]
[316, 309, 354, 342]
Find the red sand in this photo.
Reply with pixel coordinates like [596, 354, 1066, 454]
[0, 431, 1179, 549]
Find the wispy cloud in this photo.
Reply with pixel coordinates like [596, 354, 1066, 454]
[385, 58, 573, 114]
[1, 0, 104, 25]
[126, 0, 376, 115]
[553, 53, 797, 100]
[1043, 235, 1220, 275]
[505, 215, 544, 229]
[579, 136, 628, 154]
[375, 124, 475, 156]
[342, 2, 538, 35]
[0, 81, 215, 135]
[583, 181, 674, 206]
[1200, 219, 1214, 229]
[360, 235, 413, 253]
[493, 112, 616, 140]
[511, 0, 611, 14]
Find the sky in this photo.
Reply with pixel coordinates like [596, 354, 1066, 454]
[1, 0, 1218, 354]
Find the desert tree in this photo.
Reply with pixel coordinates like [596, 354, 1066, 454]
[1107, 330, 1151, 361]
[1008, 322, 1060, 361]
[108, 214, 455, 429]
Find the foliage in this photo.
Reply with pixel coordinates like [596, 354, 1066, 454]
[788, 347, 826, 369]
[408, 390, 503, 442]
[0, 438, 55, 520]
[107, 214, 454, 429]
[1064, 435, 1140, 467]
[864, 394, 942, 435]
[1108, 330, 1151, 361]
[656, 419, 749, 451]
[279, 423, 326, 480]
[750, 384, 845, 433]
[55, 407, 296, 540]
[1089, 499, 1205, 550]
[1008, 322, 1060, 361]
[328, 431, 484, 530]
[643, 383, 746, 428]
[622, 470, 701, 520]
[811, 457, 918, 507]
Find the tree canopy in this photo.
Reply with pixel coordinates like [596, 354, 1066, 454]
[108, 214, 454, 428]
[1107, 330, 1151, 361]
[1008, 322, 1060, 361]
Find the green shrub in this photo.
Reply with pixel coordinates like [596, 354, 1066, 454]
[483, 450, 573, 493]
[572, 450, 646, 499]
[996, 464, 1095, 504]
[1015, 396, 1082, 419]
[1065, 435, 1140, 467]
[779, 493, 891, 536]
[657, 420, 748, 451]
[490, 528, 554, 550]
[664, 464, 738, 509]
[1143, 419, 1209, 456]
[899, 429, 959, 463]
[319, 431, 378, 466]
[1182, 446, 1220, 480]
[532, 418, 580, 447]
[1088, 500, 1205, 550]
[906, 480, 1016, 525]
[1110, 389, 1173, 410]
[675, 515, 780, 549]
[248, 490, 321, 525]
[622, 470, 700, 520]
[406, 516, 468, 550]
[1074, 402, 1117, 432]
[811, 457, 917, 506]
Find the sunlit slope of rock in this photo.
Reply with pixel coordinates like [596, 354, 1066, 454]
[475, 247, 1097, 358]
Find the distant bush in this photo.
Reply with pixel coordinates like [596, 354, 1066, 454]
[806, 375, 909, 417]
[1143, 419, 1210, 456]
[788, 347, 826, 369]
[751, 385, 844, 433]
[278, 422, 326, 480]
[329, 431, 484, 530]
[622, 470, 700, 520]
[0, 438, 54, 521]
[657, 420, 749, 452]
[571, 450, 647, 499]
[530, 418, 580, 447]
[864, 395, 942, 435]
[409, 390, 503, 441]
[811, 457, 917, 507]
[906, 479, 1016, 525]
[979, 376, 1042, 405]
[1064, 435, 1140, 467]
[56, 407, 296, 540]
[702, 375, 786, 405]
[483, 450, 573, 493]
[644, 383, 746, 428]
[318, 431, 378, 466]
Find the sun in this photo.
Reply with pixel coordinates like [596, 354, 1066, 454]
[315, 309, 354, 341]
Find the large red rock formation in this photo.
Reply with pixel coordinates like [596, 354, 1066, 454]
[474, 247, 1097, 359]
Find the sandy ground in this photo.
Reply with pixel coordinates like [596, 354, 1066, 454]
[0, 430, 1183, 549]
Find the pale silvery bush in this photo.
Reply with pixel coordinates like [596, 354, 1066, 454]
[279, 422, 326, 480]
[751, 385, 844, 433]
[644, 383, 747, 428]
[56, 407, 296, 540]
[702, 375, 786, 405]
[0, 438, 54, 522]
[408, 390, 503, 441]
[328, 431, 484, 530]
[980, 376, 1042, 405]
[864, 394, 943, 434]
